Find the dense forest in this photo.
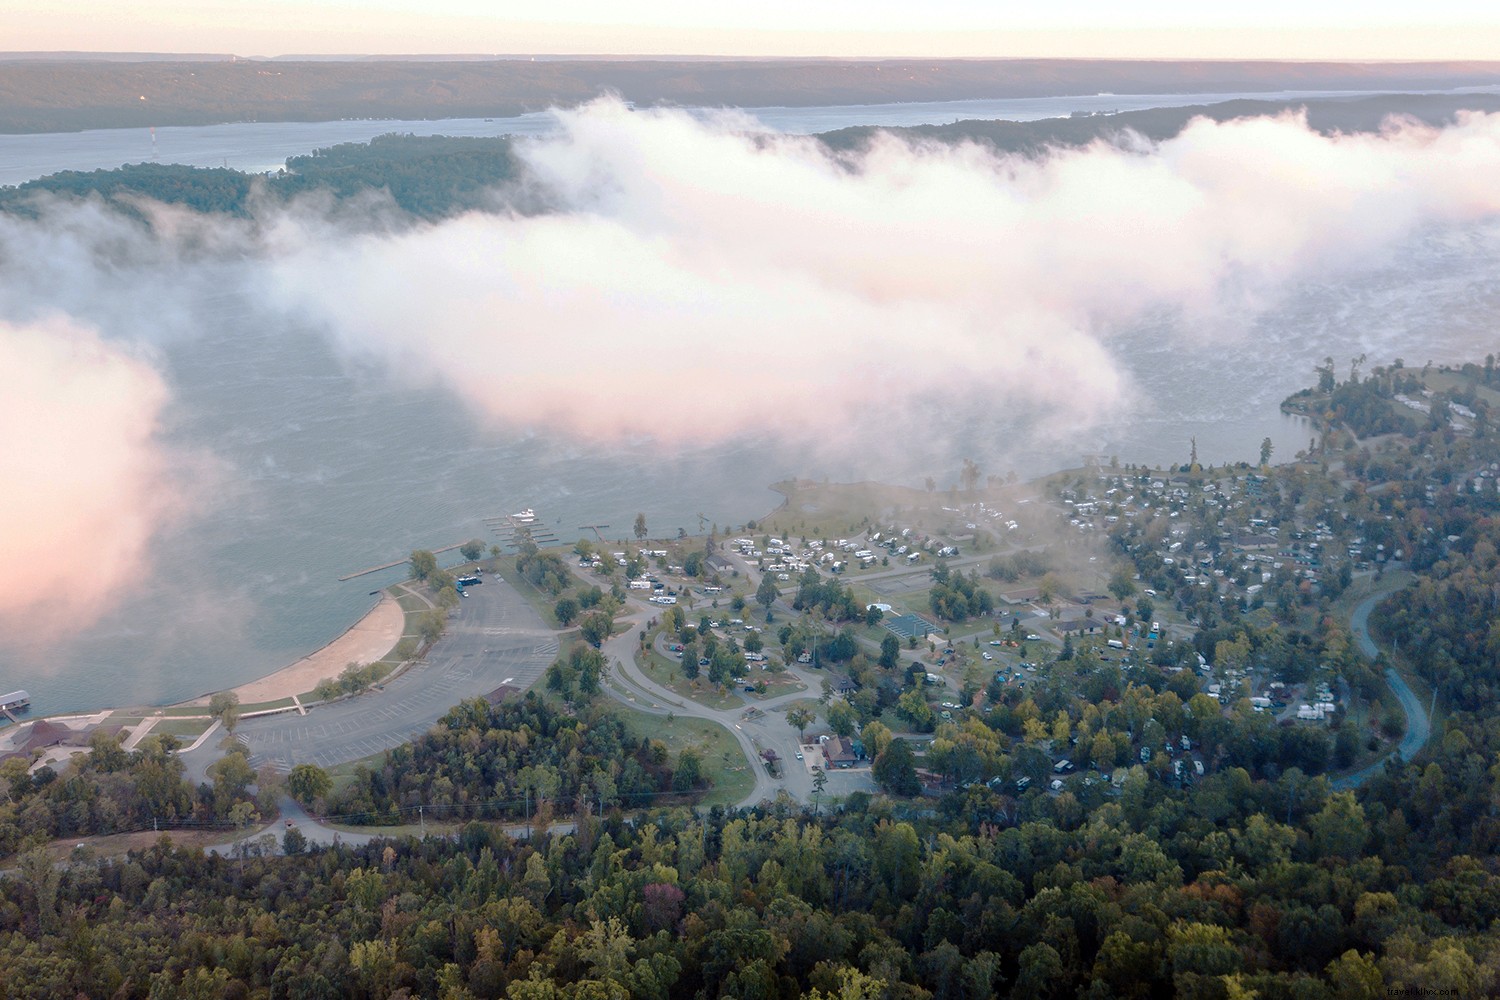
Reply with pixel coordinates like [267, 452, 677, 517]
[0, 133, 523, 220]
[2, 771, 1497, 998]
[817, 92, 1500, 155]
[329, 692, 702, 827]
[0, 732, 262, 858]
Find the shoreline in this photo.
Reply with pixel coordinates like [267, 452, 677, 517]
[175, 592, 408, 708]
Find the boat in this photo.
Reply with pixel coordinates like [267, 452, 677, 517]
[512, 508, 536, 523]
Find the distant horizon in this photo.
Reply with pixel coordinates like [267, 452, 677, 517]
[10, 4, 1500, 63]
[8, 52, 1500, 67]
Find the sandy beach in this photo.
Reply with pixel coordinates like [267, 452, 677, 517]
[181, 593, 407, 707]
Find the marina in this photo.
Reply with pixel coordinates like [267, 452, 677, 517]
[484, 508, 560, 548]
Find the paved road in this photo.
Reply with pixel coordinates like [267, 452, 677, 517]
[209, 796, 579, 856]
[1333, 572, 1431, 790]
[183, 577, 557, 782]
[602, 585, 879, 809]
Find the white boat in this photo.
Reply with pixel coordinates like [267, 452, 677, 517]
[512, 508, 536, 523]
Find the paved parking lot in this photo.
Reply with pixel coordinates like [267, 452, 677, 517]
[233, 578, 557, 773]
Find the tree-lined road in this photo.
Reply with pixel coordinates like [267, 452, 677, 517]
[1333, 572, 1430, 790]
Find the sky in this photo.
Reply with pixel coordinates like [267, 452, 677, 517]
[7, 1, 1500, 60]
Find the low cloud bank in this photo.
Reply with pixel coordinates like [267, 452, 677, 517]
[6, 101, 1500, 627]
[0, 317, 175, 635]
[271, 100, 1500, 445]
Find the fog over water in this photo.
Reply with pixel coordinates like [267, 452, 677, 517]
[5, 99, 1500, 715]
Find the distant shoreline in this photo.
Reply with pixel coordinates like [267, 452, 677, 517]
[3, 56, 1499, 134]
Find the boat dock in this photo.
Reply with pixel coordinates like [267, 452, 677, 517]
[485, 508, 559, 548]
[1, 690, 30, 723]
[338, 506, 563, 581]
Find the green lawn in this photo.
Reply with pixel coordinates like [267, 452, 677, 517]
[610, 703, 756, 808]
[745, 671, 806, 700]
[151, 718, 215, 740]
[634, 647, 745, 711]
[393, 588, 432, 614]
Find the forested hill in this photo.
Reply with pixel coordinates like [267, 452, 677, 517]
[4, 57, 1500, 133]
[817, 92, 1500, 154]
[0, 133, 523, 220]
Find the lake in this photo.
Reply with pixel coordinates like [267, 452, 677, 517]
[5, 85, 1500, 188]
[3, 94, 1500, 715]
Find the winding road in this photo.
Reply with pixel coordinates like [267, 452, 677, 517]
[1332, 572, 1431, 790]
[597, 605, 869, 809]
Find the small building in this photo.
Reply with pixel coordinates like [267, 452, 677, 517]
[883, 613, 939, 640]
[0, 690, 30, 713]
[1058, 619, 1103, 635]
[822, 736, 858, 769]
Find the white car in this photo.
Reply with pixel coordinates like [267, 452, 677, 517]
[982, 652, 993, 660]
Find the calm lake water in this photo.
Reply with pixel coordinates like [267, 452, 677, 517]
[3, 95, 1500, 715]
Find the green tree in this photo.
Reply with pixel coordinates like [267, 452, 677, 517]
[554, 596, 579, 626]
[409, 549, 438, 581]
[872, 738, 920, 796]
[286, 763, 333, 809]
[1260, 437, 1274, 467]
[672, 749, 703, 793]
[634, 513, 648, 540]
[417, 608, 447, 644]
[459, 538, 485, 561]
[827, 700, 858, 738]
[580, 612, 612, 648]
[208, 690, 241, 734]
[787, 706, 816, 741]
[208, 751, 256, 820]
[879, 633, 900, 670]
[1311, 791, 1369, 860]
[756, 573, 779, 619]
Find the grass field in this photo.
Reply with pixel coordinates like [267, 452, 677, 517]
[610, 704, 755, 808]
[761, 479, 945, 540]
[635, 647, 745, 711]
[393, 588, 433, 614]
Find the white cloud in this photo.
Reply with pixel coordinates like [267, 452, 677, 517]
[0, 316, 178, 636]
[269, 100, 1500, 450]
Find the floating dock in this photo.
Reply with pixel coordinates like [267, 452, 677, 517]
[486, 509, 559, 548]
